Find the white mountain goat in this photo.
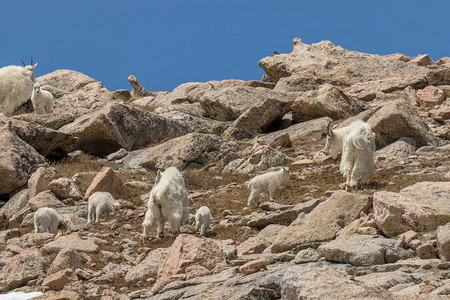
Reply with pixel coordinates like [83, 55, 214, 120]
[87, 191, 121, 223]
[142, 167, 189, 238]
[195, 206, 211, 236]
[31, 83, 53, 114]
[247, 167, 290, 207]
[0, 59, 38, 116]
[34, 207, 60, 234]
[323, 120, 376, 189]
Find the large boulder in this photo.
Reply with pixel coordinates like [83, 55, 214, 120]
[237, 224, 286, 256]
[125, 133, 237, 171]
[291, 86, 364, 122]
[37, 70, 96, 93]
[52, 81, 117, 119]
[0, 124, 45, 195]
[319, 235, 411, 266]
[280, 264, 391, 300]
[124, 248, 168, 283]
[373, 182, 450, 237]
[224, 97, 294, 139]
[0, 248, 46, 292]
[42, 234, 99, 254]
[198, 86, 297, 121]
[12, 113, 75, 131]
[366, 100, 439, 147]
[1, 117, 77, 159]
[84, 167, 129, 200]
[0, 190, 29, 220]
[374, 137, 417, 160]
[259, 38, 428, 89]
[48, 178, 83, 201]
[59, 103, 192, 156]
[28, 167, 59, 199]
[271, 191, 371, 253]
[436, 223, 450, 261]
[28, 191, 65, 211]
[416, 86, 446, 108]
[151, 234, 227, 294]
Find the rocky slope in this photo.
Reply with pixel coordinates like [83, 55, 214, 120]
[0, 38, 449, 299]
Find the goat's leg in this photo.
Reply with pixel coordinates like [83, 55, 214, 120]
[268, 188, 275, 202]
[247, 190, 259, 207]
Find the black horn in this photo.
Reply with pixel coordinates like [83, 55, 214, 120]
[326, 121, 333, 135]
[31, 57, 33, 65]
[21, 59, 26, 67]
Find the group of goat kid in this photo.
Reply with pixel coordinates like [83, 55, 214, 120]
[35, 119, 376, 238]
[2, 60, 376, 238]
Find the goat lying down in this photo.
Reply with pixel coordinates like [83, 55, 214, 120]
[142, 167, 189, 238]
[323, 120, 376, 189]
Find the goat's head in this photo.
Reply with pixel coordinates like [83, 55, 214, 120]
[33, 83, 41, 94]
[280, 166, 291, 179]
[323, 121, 339, 158]
[21, 58, 38, 72]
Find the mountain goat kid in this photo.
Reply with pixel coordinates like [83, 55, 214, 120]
[142, 167, 189, 239]
[31, 83, 54, 114]
[247, 167, 290, 207]
[0, 59, 38, 116]
[195, 206, 211, 236]
[323, 120, 376, 190]
[34, 207, 60, 234]
[87, 191, 121, 223]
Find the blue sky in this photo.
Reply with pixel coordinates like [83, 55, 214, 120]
[1, 1, 449, 92]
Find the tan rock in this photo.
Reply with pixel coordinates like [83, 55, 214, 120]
[237, 224, 286, 256]
[151, 234, 227, 293]
[416, 242, 437, 259]
[0, 189, 29, 220]
[402, 86, 420, 106]
[37, 69, 96, 93]
[0, 123, 46, 195]
[409, 54, 435, 66]
[239, 258, 268, 275]
[124, 248, 167, 283]
[42, 268, 77, 292]
[292, 86, 363, 122]
[32, 290, 82, 300]
[48, 178, 82, 201]
[268, 132, 292, 148]
[373, 182, 450, 237]
[271, 191, 371, 253]
[42, 234, 99, 254]
[50, 248, 83, 273]
[436, 223, 450, 261]
[416, 86, 445, 108]
[28, 191, 65, 211]
[28, 167, 59, 199]
[106, 148, 128, 161]
[84, 167, 129, 200]
[367, 100, 438, 147]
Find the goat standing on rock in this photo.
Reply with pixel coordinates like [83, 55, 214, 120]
[323, 120, 376, 190]
[0, 59, 38, 116]
[142, 167, 190, 239]
[31, 83, 54, 114]
[34, 207, 60, 234]
[247, 167, 290, 207]
[195, 206, 211, 236]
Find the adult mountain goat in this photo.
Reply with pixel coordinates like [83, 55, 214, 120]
[0, 59, 38, 116]
[323, 120, 376, 189]
[142, 167, 189, 238]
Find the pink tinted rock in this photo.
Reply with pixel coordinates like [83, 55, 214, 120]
[436, 223, 450, 261]
[48, 178, 82, 201]
[28, 167, 59, 199]
[416, 86, 445, 108]
[84, 167, 129, 200]
[50, 247, 83, 273]
[151, 234, 227, 293]
[185, 265, 211, 280]
[28, 191, 65, 211]
[409, 239, 422, 250]
[409, 54, 435, 66]
[106, 148, 128, 161]
[239, 258, 269, 275]
[42, 268, 78, 292]
[416, 242, 437, 259]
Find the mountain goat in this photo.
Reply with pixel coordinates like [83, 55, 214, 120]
[195, 206, 211, 236]
[323, 120, 376, 189]
[31, 83, 54, 114]
[142, 167, 189, 238]
[87, 191, 121, 223]
[0, 59, 38, 116]
[34, 207, 60, 234]
[247, 167, 290, 207]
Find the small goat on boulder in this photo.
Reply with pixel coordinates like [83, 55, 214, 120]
[323, 119, 376, 190]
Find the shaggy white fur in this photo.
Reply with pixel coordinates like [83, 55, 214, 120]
[31, 83, 53, 114]
[195, 206, 211, 236]
[0, 62, 37, 116]
[87, 191, 121, 223]
[34, 207, 60, 234]
[323, 120, 376, 189]
[142, 167, 189, 238]
[247, 167, 290, 207]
